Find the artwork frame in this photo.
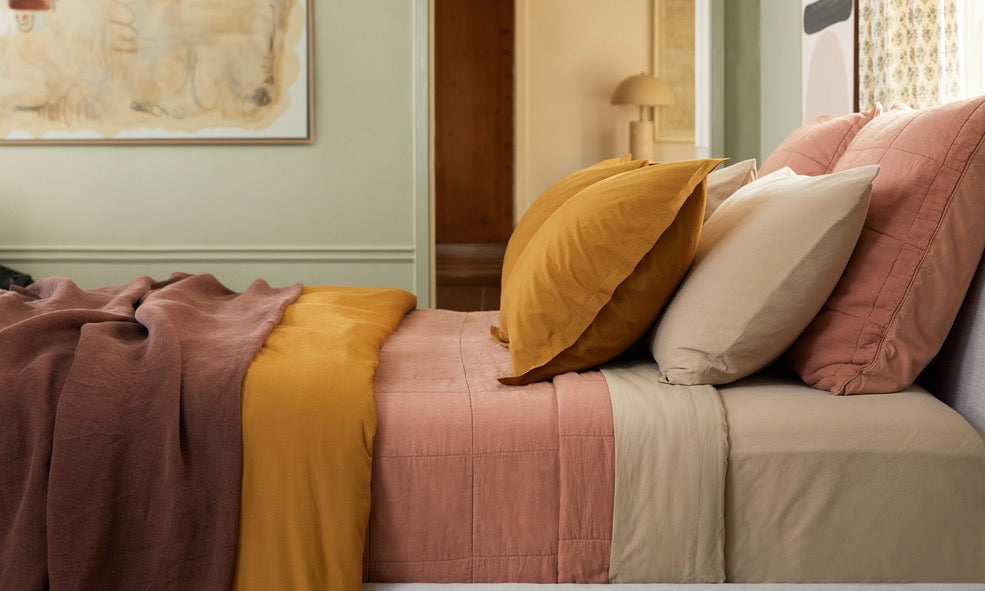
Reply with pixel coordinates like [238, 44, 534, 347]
[653, 0, 695, 142]
[801, 0, 855, 123]
[0, 0, 313, 145]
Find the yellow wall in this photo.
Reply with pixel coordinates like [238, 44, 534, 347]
[0, 1, 429, 300]
[515, 0, 697, 219]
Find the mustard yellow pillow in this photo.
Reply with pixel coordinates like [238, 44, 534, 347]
[498, 158, 724, 385]
[493, 156, 648, 344]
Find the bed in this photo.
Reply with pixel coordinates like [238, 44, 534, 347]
[2, 97, 985, 590]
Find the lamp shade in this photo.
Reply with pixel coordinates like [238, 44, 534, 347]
[610, 73, 675, 107]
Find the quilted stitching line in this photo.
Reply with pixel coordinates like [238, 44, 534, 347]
[840, 139, 973, 171]
[553, 380, 562, 582]
[863, 224, 932, 249]
[375, 448, 562, 459]
[558, 433, 611, 438]
[472, 553, 557, 558]
[371, 557, 473, 564]
[458, 311, 476, 583]
[845, 112, 915, 384]
[829, 118, 865, 170]
[819, 303, 883, 322]
[847, 101, 985, 392]
[373, 553, 563, 563]
[781, 149, 829, 170]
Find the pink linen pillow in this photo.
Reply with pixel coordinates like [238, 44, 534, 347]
[787, 95, 985, 394]
[759, 104, 881, 176]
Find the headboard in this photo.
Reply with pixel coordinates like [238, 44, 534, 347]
[921, 248, 985, 440]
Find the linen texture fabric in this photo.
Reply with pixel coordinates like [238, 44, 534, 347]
[704, 158, 757, 220]
[788, 94, 985, 394]
[236, 287, 416, 591]
[721, 374, 985, 582]
[497, 158, 723, 386]
[759, 104, 881, 177]
[603, 363, 727, 584]
[0, 274, 300, 591]
[493, 156, 648, 343]
[650, 165, 878, 385]
[366, 309, 615, 583]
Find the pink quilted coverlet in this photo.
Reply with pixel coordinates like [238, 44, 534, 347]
[364, 309, 615, 583]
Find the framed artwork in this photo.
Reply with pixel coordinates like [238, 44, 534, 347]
[0, 0, 312, 144]
[801, 0, 855, 123]
[653, 0, 695, 141]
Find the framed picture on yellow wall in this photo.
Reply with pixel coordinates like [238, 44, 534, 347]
[0, 0, 312, 144]
[654, 0, 694, 142]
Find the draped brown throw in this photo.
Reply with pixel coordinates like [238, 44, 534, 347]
[0, 274, 300, 591]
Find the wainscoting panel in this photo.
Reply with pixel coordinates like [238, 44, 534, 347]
[0, 245, 419, 294]
[0, 1, 431, 306]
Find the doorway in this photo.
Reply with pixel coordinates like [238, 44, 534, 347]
[433, 0, 514, 311]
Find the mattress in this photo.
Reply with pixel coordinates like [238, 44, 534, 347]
[363, 309, 985, 584]
[721, 374, 985, 583]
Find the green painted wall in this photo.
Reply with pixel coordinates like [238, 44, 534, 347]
[722, 0, 802, 164]
[724, 0, 761, 163]
[0, 1, 429, 302]
[759, 0, 802, 160]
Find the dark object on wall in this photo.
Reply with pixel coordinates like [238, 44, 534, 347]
[8, 0, 51, 10]
[0, 264, 33, 289]
[804, 0, 853, 34]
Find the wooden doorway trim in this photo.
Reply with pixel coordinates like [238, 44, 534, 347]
[432, 0, 514, 311]
[514, 0, 530, 224]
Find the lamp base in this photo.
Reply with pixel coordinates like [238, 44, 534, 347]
[629, 120, 654, 161]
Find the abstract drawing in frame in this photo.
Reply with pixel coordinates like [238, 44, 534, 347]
[801, 0, 855, 123]
[0, 0, 312, 144]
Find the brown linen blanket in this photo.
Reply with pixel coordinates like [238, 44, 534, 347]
[0, 274, 300, 591]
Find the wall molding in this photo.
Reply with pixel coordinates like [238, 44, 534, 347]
[414, 0, 432, 306]
[0, 245, 416, 263]
[513, 0, 530, 223]
[655, 135, 698, 143]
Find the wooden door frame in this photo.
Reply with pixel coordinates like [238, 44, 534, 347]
[423, 0, 436, 307]
[425, 0, 723, 306]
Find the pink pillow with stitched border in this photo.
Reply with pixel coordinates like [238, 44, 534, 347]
[760, 104, 881, 177]
[787, 95, 985, 394]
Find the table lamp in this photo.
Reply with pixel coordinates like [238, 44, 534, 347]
[611, 72, 675, 160]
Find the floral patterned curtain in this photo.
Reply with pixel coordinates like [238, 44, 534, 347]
[858, 0, 961, 109]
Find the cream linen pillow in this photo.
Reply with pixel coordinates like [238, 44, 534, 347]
[704, 158, 757, 220]
[650, 165, 879, 385]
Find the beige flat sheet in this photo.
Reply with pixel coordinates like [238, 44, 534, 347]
[602, 362, 728, 583]
[721, 375, 985, 583]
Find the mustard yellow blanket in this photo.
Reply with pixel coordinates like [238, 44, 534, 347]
[233, 286, 416, 590]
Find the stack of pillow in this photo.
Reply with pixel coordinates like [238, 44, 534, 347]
[494, 94, 985, 395]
